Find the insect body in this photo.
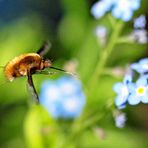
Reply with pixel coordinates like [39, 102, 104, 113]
[3, 42, 73, 103]
[4, 53, 52, 82]
[3, 42, 53, 103]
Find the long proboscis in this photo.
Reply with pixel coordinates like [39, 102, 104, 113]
[50, 66, 77, 77]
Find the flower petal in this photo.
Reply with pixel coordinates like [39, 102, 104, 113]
[122, 10, 133, 22]
[123, 74, 132, 84]
[128, 95, 141, 105]
[136, 76, 148, 86]
[141, 94, 148, 103]
[115, 95, 127, 107]
[128, 83, 136, 93]
[113, 83, 124, 94]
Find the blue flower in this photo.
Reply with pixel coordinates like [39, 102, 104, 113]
[113, 75, 132, 109]
[95, 25, 108, 45]
[91, 0, 113, 19]
[130, 15, 148, 44]
[91, 0, 141, 22]
[129, 29, 148, 44]
[114, 112, 127, 128]
[39, 76, 86, 119]
[128, 75, 148, 105]
[112, 0, 140, 22]
[131, 58, 148, 74]
[134, 15, 146, 29]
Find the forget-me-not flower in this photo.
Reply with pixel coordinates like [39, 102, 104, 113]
[127, 75, 148, 105]
[129, 29, 148, 44]
[129, 15, 148, 44]
[91, 0, 141, 22]
[114, 112, 127, 128]
[39, 76, 86, 119]
[113, 59, 148, 109]
[95, 25, 108, 46]
[113, 75, 132, 109]
[91, 0, 113, 19]
[134, 15, 146, 29]
[131, 58, 148, 74]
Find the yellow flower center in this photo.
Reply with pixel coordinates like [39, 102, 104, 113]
[136, 86, 145, 96]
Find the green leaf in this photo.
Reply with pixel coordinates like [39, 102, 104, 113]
[24, 105, 57, 148]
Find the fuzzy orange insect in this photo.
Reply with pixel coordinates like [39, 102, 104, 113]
[3, 42, 59, 103]
[4, 53, 52, 82]
[3, 42, 72, 103]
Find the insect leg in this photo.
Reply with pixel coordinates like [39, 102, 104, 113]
[27, 70, 39, 103]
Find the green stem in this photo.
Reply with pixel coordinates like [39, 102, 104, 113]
[117, 36, 135, 44]
[88, 20, 124, 97]
[107, 14, 116, 27]
[64, 104, 112, 147]
[61, 20, 124, 148]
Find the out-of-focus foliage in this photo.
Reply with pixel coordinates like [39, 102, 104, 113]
[24, 105, 57, 148]
[0, 0, 148, 148]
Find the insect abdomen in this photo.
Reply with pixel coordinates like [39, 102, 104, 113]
[4, 53, 42, 81]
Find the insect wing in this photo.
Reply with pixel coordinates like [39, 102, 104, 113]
[37, 41, 51, 57]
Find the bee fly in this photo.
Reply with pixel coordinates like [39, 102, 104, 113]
[4, 42, 70, 103]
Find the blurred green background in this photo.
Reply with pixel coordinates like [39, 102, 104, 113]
[0, 0, 148, 148]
